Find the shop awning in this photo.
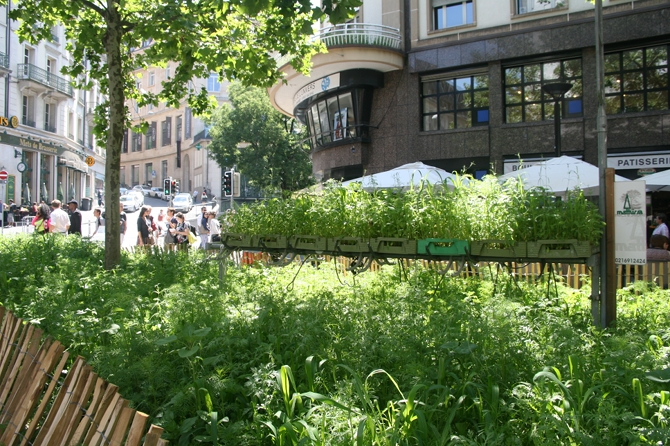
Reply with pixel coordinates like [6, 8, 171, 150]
[58, 151, 88, 173]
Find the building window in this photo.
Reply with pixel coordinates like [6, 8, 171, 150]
[44, 103, 56, 133]
[306, 91, 360, 147]
[504, 58, 583, 123]
[131, 165, 140, 186]
[207, 74, 221, 92]
[22, 95, 35, 127]
[185, 108, 192, 139]
[433, 0, 473, 30]
[162, 117, 172, 146]
[149, 71, 155, 86]
[131, 131, 142, 152]
[145, 163, 153, 186]
[146, 121, 157, 149]
[604, 45, 669, 114]
[516, 0, 562, 15]
[162, 160, 168, 182]
[120, 166, 126, 187]
[123, 129, 128, 153]
[165, 66, 171, 79]
[421, 73, 489, 130]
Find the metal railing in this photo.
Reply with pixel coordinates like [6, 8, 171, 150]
[22, 118, 35, 128]
[17, 63, 74, 97]
[44, 124, 57, 133]
[313, 23, 401, 50]
[0, 52, 8, 70]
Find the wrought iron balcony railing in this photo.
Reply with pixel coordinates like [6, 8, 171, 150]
[314, 23, 401, 50]
[17, 63, 73, 97]
[45, 124, 57, 133]
[0, 52, 8, 70]
[22, 118, 35, 128]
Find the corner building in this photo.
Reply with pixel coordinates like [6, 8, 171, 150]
[269, 0, 670, 181]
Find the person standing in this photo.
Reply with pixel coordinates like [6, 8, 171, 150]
[164, 208, 178, 251]
[6, 199, 15, 227]
[208, 211, 221, 243]
[197, 206, 209, 249]
[174, 212, 192, 250]
[192, 189, 199, 203]
[49, 200, 70, 234]
[87, 208, 104, 239]
[137, 206, 151, 247]
[97, 190, 103, 206]
[120, 203, 127, 247]
[652, 214, 670, 239]
[67, 200, 82, 235]
[201, 190, 207, 203]
[31, 203, 51, 235]
[647, 234, 670, 261]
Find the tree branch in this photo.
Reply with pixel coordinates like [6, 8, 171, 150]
[78, 0, 106, 17]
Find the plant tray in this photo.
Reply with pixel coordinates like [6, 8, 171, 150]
[417, 239, 469, 256]
[371, 238, 417, 255]
[222, 233, 255, 249]
[527, 240, 592, 259]
[290, 235, 328, 252]
[470, 240, 527, 258]
[328, 237, 371, 253]
[255, 235, 288, 250]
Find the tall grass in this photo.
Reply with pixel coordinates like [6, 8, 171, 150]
[0, 235, 667, 444]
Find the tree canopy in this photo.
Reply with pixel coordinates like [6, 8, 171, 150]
[208, 83, 313, 193]
[6, 0, 359, 268]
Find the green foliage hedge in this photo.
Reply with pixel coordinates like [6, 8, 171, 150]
[1, 235, 668, 445]
[228, 176, 604, 244]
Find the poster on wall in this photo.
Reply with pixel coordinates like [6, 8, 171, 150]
[333, 108, 347, 141]
[614, 180, 647, 265]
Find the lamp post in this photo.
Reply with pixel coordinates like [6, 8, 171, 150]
[542, 81, 573, 157]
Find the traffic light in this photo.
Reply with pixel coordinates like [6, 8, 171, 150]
[163, 178, 171, 196]
[173, 180, 180, 195]
[223, 171, 232, 197]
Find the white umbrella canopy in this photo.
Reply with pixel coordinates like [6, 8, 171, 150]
[638, 169, 670, 192]
[341, 162, 465, 191]
[498, 156, 629, 196]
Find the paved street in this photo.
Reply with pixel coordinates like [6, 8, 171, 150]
[0, 195, 219, 249]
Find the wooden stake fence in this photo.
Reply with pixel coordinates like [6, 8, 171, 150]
[0, 307, 168, 446]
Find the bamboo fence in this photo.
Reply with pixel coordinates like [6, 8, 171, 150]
[0, 306, 167, 446]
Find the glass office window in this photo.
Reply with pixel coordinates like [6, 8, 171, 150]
[421, 73, 489, 130]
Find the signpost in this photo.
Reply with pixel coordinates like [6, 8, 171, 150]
[0, 170, 7, 181]
[0, 170, 6, 231]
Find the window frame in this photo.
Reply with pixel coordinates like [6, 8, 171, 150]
[432, 0, 474, 32]
[420, 71, 490, 131]
[515, 0, 565, 16]
[503, 57, 583, 124]
[207, 74, 221, 92]
[604, 44, 669, 115]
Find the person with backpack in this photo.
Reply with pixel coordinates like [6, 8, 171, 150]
[31, 203, 51, 235]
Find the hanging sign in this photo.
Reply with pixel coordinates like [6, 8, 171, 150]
[614, 180, 647, 265]
[85, 156, 95, 166]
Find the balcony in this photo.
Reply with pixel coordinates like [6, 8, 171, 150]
[17, 63, 73, 99]
[22, 119, 36, 128]
[45, 124, 57, 133]
[269, 23, 403, 117]
[0, 52, 9, 77]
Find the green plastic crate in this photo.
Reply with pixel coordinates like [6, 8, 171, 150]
[417, 239, 469, 256]
[290, 235, 328, 252]
[470, 240, 527, 258]
[527, 240, 592, 259]
[222, 233, 255, 249]
[371, 238, 417, 255]
[255, 235, 288, 250]
[328, 237, 371, 253]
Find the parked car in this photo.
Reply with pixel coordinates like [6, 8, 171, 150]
[120, 195, 140, 212]
[172, 193, 193, 213]
[150, 187, 164, 199]
[120, 187, 128, 196]
[126, 190, 145, 206]
[132, 185, 152, 196]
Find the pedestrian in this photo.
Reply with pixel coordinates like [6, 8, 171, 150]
[652, 214, 669, 240]
[97, 190, 103, 206]
[201, 190, 207, 203]
[157, 209, 165, 222]
[48, 200, 70, 234]
[197, 206, 209, 249]
[67, 200, 82, 235]
[87, 208, 104, 239]
[174, 212, 192, 250]
[31, 203, 51, 235]
[647, 234, 670, 261]
[208, 211, 221, 243]
[164, 208, 178, 251]
[192, 189, 199, 203]
[6, 199, 15, 227]
[120, 203, 127, 247]
[137, 206, 151, 247]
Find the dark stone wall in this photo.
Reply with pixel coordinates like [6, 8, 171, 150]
[316, 1, 670, 178]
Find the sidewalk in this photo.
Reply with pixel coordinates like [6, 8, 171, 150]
[0, 209, 102, 239]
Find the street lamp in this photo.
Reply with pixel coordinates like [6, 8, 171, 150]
[542, 81, 573, 157]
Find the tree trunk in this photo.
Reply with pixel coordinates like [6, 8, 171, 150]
[103, 4, 124, 269]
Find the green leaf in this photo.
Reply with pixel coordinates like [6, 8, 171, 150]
[178, 345, 199, 358]
[155, 335, 178, 345]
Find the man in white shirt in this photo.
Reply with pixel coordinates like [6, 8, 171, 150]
[49, 200, 70, 234]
